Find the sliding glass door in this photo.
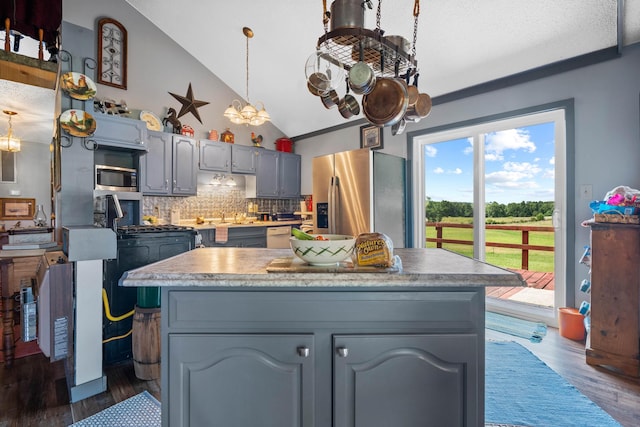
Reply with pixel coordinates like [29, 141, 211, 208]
[412, 110, 566, 324]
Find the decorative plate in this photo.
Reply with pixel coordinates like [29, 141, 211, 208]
[60, 72, 97, 101]
[140, 110, 163, 131]
[59, 109, 97, 137]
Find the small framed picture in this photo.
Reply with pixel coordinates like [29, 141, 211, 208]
[360, 125, 383, 150]
[0, 198, 35, 220]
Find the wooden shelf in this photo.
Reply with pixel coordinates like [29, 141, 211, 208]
[0, 49, 58, 90]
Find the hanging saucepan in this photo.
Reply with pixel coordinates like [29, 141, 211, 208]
[362, 77, 409, 127]
[307, 72, 330, 96]
[320, 89, 340, 109]
[405, 71, 419, 107]
[305, 51, 344, 93]
[338, 79, 360, 118]
[348, 61, 376, 95]
[405, 93, 432, 122]
[348, 41, 376, 95]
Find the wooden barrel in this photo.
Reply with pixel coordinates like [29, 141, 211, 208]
[132, 306, 161, 380]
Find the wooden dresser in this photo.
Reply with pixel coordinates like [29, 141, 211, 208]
[587, 222, 640, 377]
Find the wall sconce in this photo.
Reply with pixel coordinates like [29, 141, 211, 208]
[0, 110, 21, 152]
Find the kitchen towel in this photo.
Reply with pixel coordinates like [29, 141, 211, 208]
[215, 224, 228, 243]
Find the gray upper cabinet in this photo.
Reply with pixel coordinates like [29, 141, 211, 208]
[199, 140, 231, 172]
[199, 141, 260, 174]
[231, 144, 260, 174]
[172, 135, 198, 195]
[91, 114, 147, 151]
[250, 150, 301, 199]
[278, 152, 301, 198]
[141, 131, 197, 196]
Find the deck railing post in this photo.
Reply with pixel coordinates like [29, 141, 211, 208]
[522, 229, 529, 270]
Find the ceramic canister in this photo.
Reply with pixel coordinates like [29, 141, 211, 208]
[208, 130, 219, 141]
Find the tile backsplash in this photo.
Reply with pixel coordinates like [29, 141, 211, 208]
[143, 175, 303, 223]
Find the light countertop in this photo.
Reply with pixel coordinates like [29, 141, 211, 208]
[120, 247, 525, 290]
[182, 220, 302, 230]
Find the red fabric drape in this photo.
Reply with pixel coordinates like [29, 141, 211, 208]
[1, 0, 61, 50]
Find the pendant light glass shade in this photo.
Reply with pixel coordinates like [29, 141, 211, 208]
[0, 110, 21, 152]
[224, 27, 270, 126]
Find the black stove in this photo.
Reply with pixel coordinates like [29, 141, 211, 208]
[117, 224, 195, 235]
[103, 223, 197, 365]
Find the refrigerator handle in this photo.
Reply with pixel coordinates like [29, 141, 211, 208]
[329, 176, 339, 234]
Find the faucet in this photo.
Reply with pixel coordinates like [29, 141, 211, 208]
[220, 212, 226, 223]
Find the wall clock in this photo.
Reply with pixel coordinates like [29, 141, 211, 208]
[97, 18, 127, 89]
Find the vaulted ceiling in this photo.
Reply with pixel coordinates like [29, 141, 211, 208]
[125, 0, 640, 137]
[2, 0, 640, 144]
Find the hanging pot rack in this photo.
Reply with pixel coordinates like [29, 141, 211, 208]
[316, 27, 417, 78]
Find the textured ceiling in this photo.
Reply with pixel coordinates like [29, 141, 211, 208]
[2, 0, 640, 144]
[125, 0, 639, 138]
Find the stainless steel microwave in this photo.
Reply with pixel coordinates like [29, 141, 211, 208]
[95, 165, 138, 192]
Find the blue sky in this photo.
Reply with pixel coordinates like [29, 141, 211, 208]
[424, 122, 555, 204]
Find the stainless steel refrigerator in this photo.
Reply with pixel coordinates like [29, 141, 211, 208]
[312, 148, 406, 247]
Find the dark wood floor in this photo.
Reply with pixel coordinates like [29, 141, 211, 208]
[1, 327, 639, 426]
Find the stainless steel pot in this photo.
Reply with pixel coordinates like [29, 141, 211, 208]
[338, 94, 360, 118]
[348, 62, 376, 95]
[320, 89, 340, 109]
[330, 0, 365, 31]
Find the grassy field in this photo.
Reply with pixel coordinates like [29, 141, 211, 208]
[426, 217, 554, 272]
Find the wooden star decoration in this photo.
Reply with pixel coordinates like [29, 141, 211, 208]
[168, 83, 209, 124]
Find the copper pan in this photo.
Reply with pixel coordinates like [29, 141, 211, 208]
[405, 93, 432, 122]
[362, 77, 408, 126]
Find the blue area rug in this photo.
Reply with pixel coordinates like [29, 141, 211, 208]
[486, 312, 547, 342]
[69, 390, 160, 427]
[486, 341, 621, 427]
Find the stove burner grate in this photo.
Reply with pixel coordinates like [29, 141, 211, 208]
[117, 224, 195, 235]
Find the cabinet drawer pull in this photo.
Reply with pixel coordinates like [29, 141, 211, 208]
[297, 346, 310, 357]
[336, 347, 349, 358]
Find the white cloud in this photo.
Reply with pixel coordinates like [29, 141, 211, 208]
[451, 168, 462, 174]
[424, 145, 437, 157]
[485, 129, 536, 161]
[549, 156, 555, 165]
[486, 170, 532, 184]
[433, 167, 444, 174]
[503, 161, 541, 175]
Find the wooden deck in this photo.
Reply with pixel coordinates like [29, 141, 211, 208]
[487, 269, 555, 304]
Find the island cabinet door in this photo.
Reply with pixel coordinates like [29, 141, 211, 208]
[168, 334, 315, 427]
[333, 334, 480, 427]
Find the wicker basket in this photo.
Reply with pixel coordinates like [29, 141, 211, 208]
[594, 213, 640, 224]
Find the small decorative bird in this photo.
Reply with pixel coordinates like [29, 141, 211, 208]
[251, 132, 263, 147]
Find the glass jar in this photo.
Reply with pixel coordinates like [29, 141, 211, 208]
[33, 204, 47, 227]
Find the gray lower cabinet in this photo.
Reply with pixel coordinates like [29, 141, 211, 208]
[162, 290, 483, 426]
[141, 131, 197, 196]
[168, 334, 314, 427]
[200, 226, 266, 247]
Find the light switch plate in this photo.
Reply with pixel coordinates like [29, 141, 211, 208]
[580, 184, 592, 200]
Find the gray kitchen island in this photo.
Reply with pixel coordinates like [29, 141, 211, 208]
[120, 247, 524, 427]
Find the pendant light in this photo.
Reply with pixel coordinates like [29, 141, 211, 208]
[224, 27, 270, 126]
[0, 110, 21, 152]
